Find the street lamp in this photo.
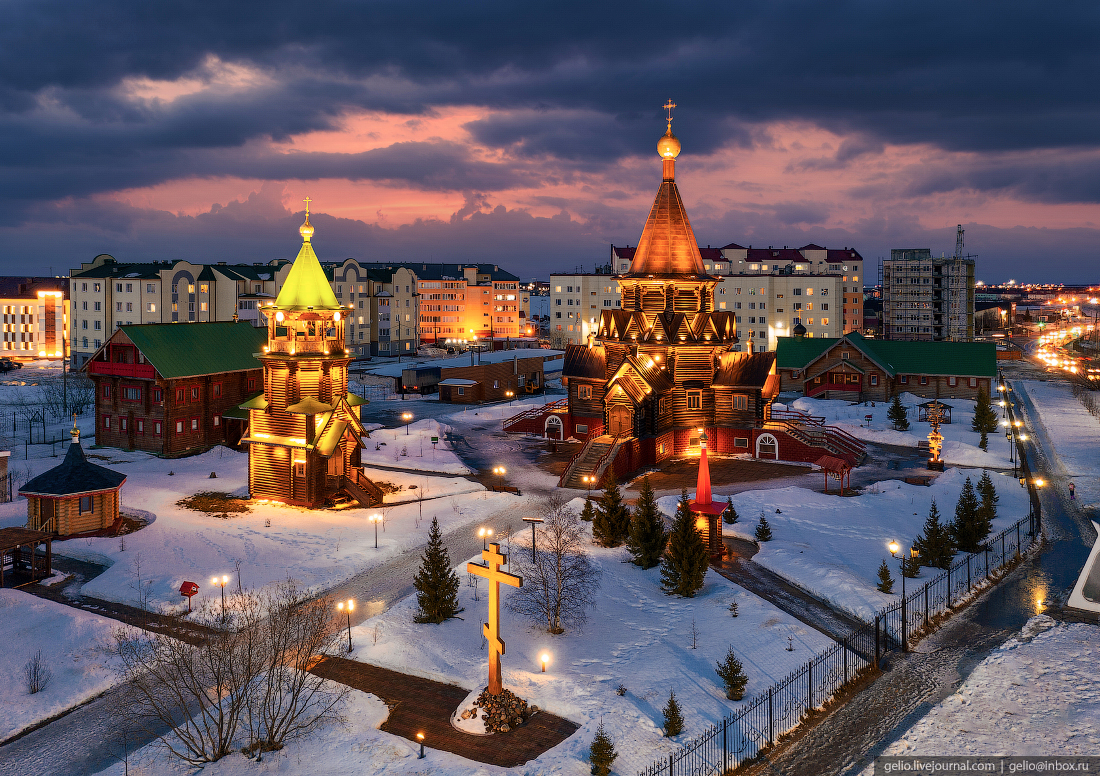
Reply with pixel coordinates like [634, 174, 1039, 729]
[887, 541, 918, 652]
[369, 513, 382, 548]
[540, 652, 551, 673]
[417, 732, 425, 759]
[505, 390, 515, 405]
[582, 474, 594, 496]
[522, 516, 544, 562]
[402, 412, 413, 434]
[336, 599, 355, 652]
[492, 465, 506, 491]
[211, 574, 229, 618]
[478, 526, 494, 550]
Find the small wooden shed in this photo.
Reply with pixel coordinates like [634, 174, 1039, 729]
[20, 426, 127, 536]
[0, 527, 51, 587]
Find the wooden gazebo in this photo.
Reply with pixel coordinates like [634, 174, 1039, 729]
[816, 455, 853, 495]
[918, 401, 953, 424]
[0, 527, 51, 587]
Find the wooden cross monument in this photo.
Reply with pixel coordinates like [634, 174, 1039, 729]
[467, 542, 522, 695]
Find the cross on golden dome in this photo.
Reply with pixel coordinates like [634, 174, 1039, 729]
[664, 99, 676, 124]
[303, 195, 312, 216]
[300, 195, 315, 242]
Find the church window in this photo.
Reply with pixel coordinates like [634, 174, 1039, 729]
[733, 395, 747, 411]
[578, 384, 592, 400]
[687, 391, 701, 410]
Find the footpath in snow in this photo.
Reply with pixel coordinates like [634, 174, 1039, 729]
[657, 468, 1030, 621]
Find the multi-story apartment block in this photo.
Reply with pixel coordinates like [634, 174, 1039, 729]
[0, 277, 69, 359]
[69, 254, 291, 368]
[330, 261, 420, 356]
[549, 268, 622, 346]
[882, 249, 975, 341]
[714, 274, 844, 352]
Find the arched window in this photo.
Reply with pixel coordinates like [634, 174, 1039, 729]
[756, 433, 778, 460]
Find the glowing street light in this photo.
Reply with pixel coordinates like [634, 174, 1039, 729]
[417, 732, 425, 759]
[505, 390, 515, 405]
[369, 513, 382, 548]
[336, 598, 355, 652]
[582, 474, 595, 496]
[492, 465, 507, 491]
[540, 652, 551, 673]
[211, 574, 230, 618]
[478, 526, 494, 550]
[402, 412, 413, 434]
[887, 541, 918, 651]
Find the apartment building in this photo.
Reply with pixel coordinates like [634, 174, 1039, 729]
[714, 274, 843, 351]
[0, 277, 69, 359]
[549, 269, 622, 346]
[69, 254, 291, 368]
[330, 260, 420, 356]
[882, 249, 975, 341]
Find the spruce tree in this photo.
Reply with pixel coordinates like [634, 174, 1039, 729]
[976, 470, 998, 541]
[876, 559, 895, 594]
[952, 476, 984, 553]
[913, 498, 955, 569]
[413, 517, 463, 624]
[588, 720, 618, 776]
[723, 496, 738, 525]
[754, 513, 773, 542]
[972, 389, 999, 451]
[888, 393, 910, 431]
[715, 646, 749, 700]
[626, 476, 667, 569]
[593, 476, 631, 547]
[660, 490, 709, 598]
[580, 498, 596, 523]
[662, 689, 684, 737]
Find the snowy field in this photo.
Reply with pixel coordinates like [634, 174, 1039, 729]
[867, 616, 1100, 764]
[0, 445, 517, 612]
[0, 590, 130, 742]
[789, 393, 1013, 468]
[1016, 380, 1100, 513]
[357, 418, 472, 474]
[659, 468, 1031, 621]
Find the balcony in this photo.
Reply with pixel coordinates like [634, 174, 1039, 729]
[87, 360, 156, 379]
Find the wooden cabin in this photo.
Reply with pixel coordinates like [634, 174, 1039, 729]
[84, 322, 266, 457]
[21, 426, 126, 536]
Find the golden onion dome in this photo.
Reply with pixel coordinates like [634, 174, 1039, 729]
[299, 212, 314, 242]
[657, 124, 681, 159]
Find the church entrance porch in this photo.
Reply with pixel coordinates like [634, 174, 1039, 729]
[607, 406, 633, 437]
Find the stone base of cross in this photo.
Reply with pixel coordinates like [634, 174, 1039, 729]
[467, 542, 523, 695]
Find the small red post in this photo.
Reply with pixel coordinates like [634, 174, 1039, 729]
[180, 581, 199, 613]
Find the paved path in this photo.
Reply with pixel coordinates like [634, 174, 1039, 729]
[312, 657, 578, 768]
[714, 537, 867, 644]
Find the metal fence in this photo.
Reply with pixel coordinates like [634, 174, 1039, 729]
[640, 502, 1041, 776]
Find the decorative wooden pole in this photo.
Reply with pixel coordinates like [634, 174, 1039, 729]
[467, 543, 523, 695]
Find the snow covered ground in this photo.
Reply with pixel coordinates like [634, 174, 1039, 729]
[0, 590, 130, 742]
[1016, 380, 1100, 513]
[657, 468, 1031, 621]
[0, 445, 517, 612]
[358, 418, 472, 474]
[789, 393, 1013, 468]
[868, 616, 1100, 763]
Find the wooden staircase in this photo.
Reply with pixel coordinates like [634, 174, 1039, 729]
[342, 469, 385, 507]
[558, 435, 623, 488]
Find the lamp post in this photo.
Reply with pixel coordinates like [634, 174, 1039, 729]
[505, 390, 515, 406]
[211, 574, 229, 618]
[417, 732, 425, 759]
[336, 599, 355, 652]
[540, 652, 550, 673]
[478, 526, 494, 550]
[402, 412, 413, 435]
[582, 474, 594, 497]
[369, 513, 382, 548]
[522, 516, 544, 562]
[492, 465, 506, 491]
[887, 541, 918, 652]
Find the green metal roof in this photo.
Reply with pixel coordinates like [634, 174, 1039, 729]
[775, 336, 836, 369]
[119, 322, 267, 379]
[775, 332, 997, 378]
[274, 221, 341, 311]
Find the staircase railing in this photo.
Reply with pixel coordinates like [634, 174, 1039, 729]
[558, 441, 592, 487]
[502, 398, 568, 433]
[591, 435, 622, 488]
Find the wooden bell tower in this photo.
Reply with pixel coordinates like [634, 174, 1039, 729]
[244, 201, 381, 508]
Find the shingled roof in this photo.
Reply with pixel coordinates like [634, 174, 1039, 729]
[20, 434, 126, 497]
[562, 343, 607, 380]
[87, 322, 267, 380]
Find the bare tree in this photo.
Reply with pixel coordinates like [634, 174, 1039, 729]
[23, 650, 52, 694]
[508, 496, 601, 634]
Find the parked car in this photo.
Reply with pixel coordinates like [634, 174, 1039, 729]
[0, 358, 22, 371]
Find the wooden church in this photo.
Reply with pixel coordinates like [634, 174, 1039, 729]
[554, 110, 860, 487]
[241, 203, 383, 508]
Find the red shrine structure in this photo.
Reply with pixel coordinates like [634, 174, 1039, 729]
[507, 109, 865, 487]
[241, 203, 383, 509]
[689, 430, 727, 558]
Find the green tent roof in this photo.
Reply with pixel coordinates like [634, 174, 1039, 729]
[775, 332, 997, 378]
[274, 219, 341, 311]
[116, 322, 268, 379]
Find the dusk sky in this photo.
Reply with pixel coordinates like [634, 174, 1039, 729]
[3, 1, 1099, 282]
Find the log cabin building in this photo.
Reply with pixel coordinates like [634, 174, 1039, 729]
[240, 205, 382, 509]
[85, 322, 267, 456]
[537, 114, 864, 488]
[775, 332, 997, 402]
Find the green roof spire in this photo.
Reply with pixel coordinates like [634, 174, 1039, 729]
[274, 198, 341, 311]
